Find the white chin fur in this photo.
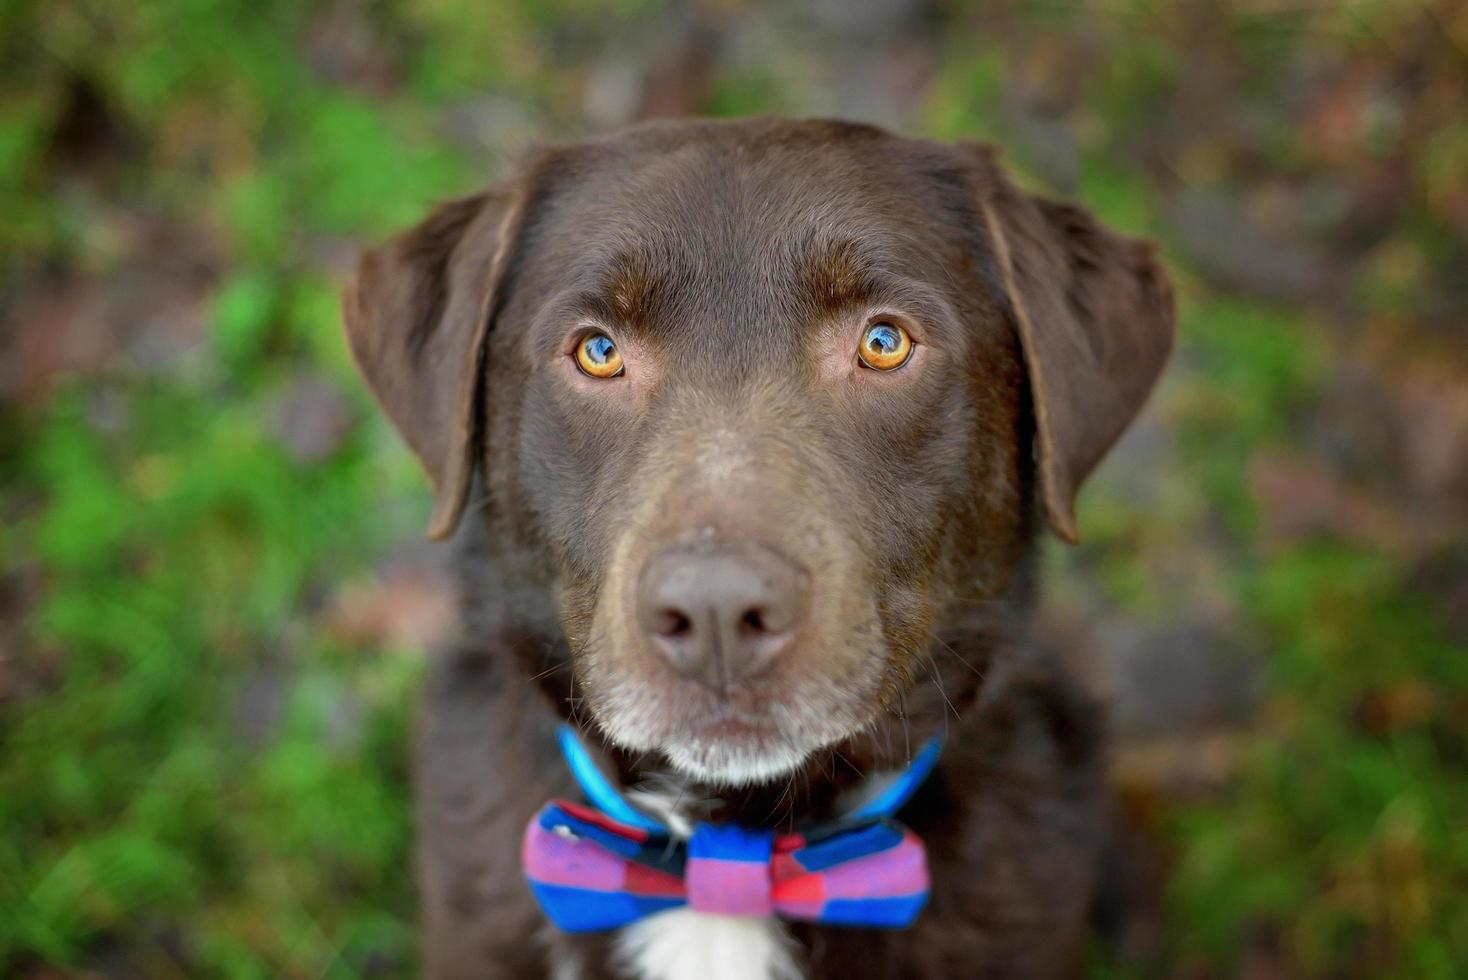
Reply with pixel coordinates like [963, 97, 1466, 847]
[660, 740, 811, 788]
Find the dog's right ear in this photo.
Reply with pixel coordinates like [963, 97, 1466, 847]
[342, 177, 537, 540]
[956, 143, 1175, 545]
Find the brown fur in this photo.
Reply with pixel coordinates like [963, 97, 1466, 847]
[342, 117, 1175, 979]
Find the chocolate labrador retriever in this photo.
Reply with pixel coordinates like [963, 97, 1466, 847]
[342, 117, 1173, 979]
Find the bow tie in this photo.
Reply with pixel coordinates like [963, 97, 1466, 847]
[522, 726, 941, 933]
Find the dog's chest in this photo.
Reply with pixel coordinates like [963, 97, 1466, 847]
[612, 909, 802, 980]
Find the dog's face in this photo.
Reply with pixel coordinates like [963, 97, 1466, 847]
[344, 119, 1173, 786]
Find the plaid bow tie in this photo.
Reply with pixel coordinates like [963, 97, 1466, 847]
[522, 727, 941, 933]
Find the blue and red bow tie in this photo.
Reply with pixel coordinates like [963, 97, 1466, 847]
[522, 726, 942, 933]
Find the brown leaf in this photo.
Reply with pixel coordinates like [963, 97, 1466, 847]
[325, 558, 456, 653]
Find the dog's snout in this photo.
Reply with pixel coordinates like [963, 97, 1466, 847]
[636, 541, 808, 691]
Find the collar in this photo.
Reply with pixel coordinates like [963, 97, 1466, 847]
[555, 724, 944, 832]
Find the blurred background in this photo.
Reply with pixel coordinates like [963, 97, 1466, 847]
[2, 0, 1466, 976]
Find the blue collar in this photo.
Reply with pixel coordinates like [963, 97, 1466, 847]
[555, 724, 943, 835]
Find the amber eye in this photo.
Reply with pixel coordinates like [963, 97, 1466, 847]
[858, 321, 913, 371]
[574, 331, 624, 378]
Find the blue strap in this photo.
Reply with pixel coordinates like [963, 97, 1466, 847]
[556, 726, 668, 834]
[556, 725, 942, 830]
[844, 737, 944, 822]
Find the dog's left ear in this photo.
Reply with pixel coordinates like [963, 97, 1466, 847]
[959, 144, 1176, 543]
[341, 169, 541, 540]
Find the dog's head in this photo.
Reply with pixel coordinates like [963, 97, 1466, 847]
[344, 118, 1173, 786]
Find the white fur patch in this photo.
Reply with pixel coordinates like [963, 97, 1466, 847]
[613, 909, 803, 980]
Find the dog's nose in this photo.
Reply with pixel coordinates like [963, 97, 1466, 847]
[636, 541, 808, 691]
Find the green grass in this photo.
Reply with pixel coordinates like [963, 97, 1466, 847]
[3, 376, 424, 975]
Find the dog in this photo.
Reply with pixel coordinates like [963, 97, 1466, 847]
[342, 116, 1174, 979]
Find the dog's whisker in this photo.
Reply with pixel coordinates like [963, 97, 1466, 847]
[527, 661, 570, 682]
[896, 686, 912, 764]
[882, 702, 895, 764]
[833, 749, 864, 779]
[795, 769, 809, 828]
[764, 775, 794, 825]
[924, 650, 960, 723]
[933, 634, 987, 680]
[923, 652, 956, 749]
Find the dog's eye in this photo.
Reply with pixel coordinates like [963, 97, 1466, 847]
[574, 332, 625, 379]
[858, 321, 913, 371]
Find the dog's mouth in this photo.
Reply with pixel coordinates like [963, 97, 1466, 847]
[581, 621, 896, 787]
[658, 710, 818, 787]
[660, 736, 820, 789]
[675, 711, 771, 744]
[597, 696, 865, 788]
